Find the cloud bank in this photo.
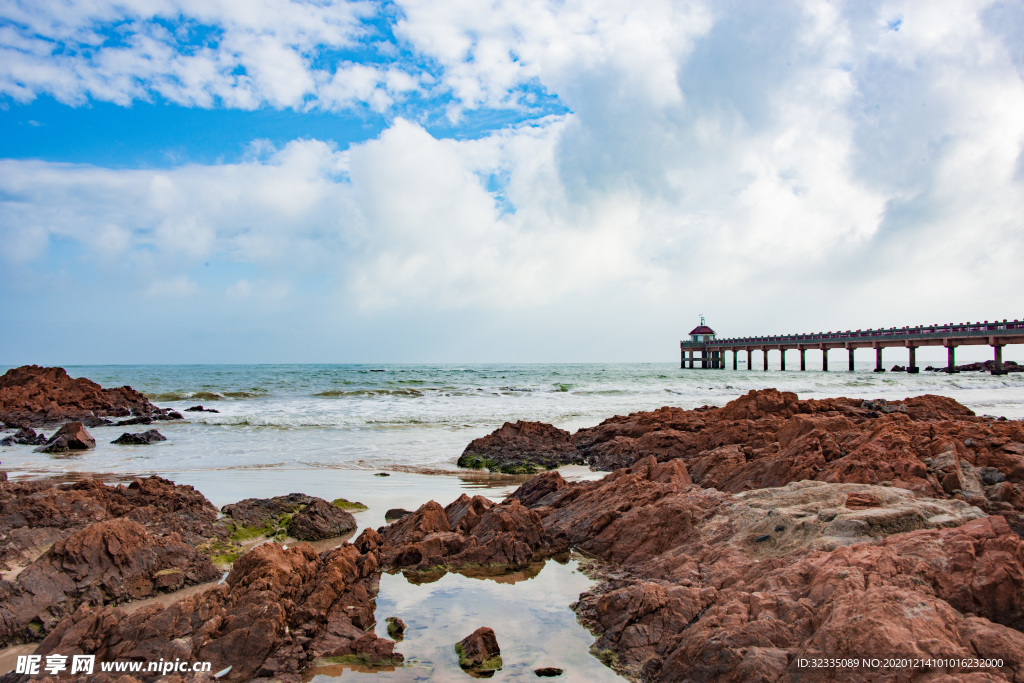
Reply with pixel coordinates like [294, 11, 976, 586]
[1, 0, 1022, 362]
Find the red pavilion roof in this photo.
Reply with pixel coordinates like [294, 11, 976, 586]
[689, 325, 716, 335]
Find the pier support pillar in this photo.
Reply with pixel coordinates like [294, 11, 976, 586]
[763, 350, 769, 372]
[908, 346, 919, 373]
[946, 345, 956, 373]
[747, 349, 752, 371]
[688, 349, 694, 369]
[822, 348, 828, 372]
[680, 347, 684, 369]
[800, 348, 806, 371]
[874, 347, 884, 372]
[993, 345, 1005, 375]
[733, 350, 737, 370]
[848, 347, 855, 372]
[780, 349, 786, 371]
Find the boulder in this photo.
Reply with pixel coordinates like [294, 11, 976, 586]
[535, 667, 564, 677]
[380, 494, 544, 571]
[286, 498, 356, 541]
[386, 616, 406, 640]
[184, 405, 219, 413]
[111, 429, 167, 445]
[222, 494, 360, 542]
[221, 493, 316, 530]
[459, 420, 580, 474]
[33, 422, 95, 453]
[385, 508, 412, 522]
[455, 626, 502, 673]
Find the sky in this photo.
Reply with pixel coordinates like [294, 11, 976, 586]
[1, 0, 1022, 364]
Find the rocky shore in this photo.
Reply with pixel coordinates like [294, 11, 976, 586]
[2, 369, 1024, 681]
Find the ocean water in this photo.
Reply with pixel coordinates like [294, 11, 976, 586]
[3, 362, 1024, 478]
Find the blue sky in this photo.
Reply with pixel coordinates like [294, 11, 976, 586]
[1, 0, 1023, 363]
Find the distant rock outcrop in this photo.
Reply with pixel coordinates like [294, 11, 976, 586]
[0, 365, 181, 427]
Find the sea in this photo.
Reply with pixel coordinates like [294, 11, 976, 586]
[3, 362, 1024, 481]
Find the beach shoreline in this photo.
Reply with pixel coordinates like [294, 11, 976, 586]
[3, 367, 1024, 681]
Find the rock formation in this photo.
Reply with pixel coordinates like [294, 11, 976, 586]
[502, 457, 1024, 681]
[458, 420, 581, 473]
[0, 477, 232, 647]
[379, 494, 544, 571]
[0, 518, 219, 645]
[0, 365, 180, 428]
[220, 493, 358, 542]
[33, 422, 96, 454]
[111, 429, 167, 445]
[469, 389, 1024, 537]
[33, 532, 400, 682]
[455, 626, 502, 674]
[6, 389, 1024, 681]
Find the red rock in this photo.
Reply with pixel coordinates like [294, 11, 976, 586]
[286, 498, 356, 541]
[0, 518, 219, 645]
[380, 494, 545, 571]
[534, 389, 1024, 535]
[34, 538, 400, 682]
[0, 476, 225, 546]
[35, 421, 96, 453]
[0, 365, 173, 427]
[458, 420, 580, 473]
[845, 492, 882, 508]
[456, 626, 502, 672]
[505, 456, 1024, 681]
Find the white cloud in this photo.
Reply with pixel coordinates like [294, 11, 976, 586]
[1, 0, 1023, 357]
[0, 0, 421, 110]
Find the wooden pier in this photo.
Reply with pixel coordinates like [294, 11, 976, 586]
[681, 319, 1024, 375]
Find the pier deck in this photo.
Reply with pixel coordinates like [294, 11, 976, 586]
[681, 319, 1024, 374]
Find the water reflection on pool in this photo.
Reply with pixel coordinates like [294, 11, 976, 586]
[303, 554, 623, 682]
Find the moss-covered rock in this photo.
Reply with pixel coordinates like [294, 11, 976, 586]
[457, 421, 581, 474]
[455, 627, 502, 674]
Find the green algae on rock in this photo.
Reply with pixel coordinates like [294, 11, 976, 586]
[455, 626, 502, 674]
